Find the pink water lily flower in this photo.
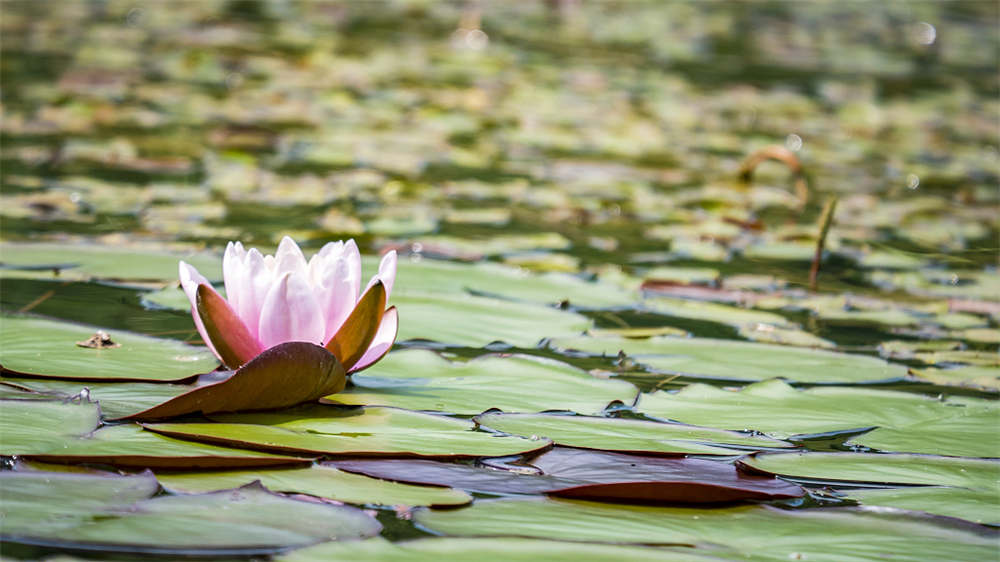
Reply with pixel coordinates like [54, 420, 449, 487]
[179, 236, 397, 373]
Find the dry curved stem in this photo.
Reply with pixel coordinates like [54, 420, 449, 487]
[738, 145, 810, 208]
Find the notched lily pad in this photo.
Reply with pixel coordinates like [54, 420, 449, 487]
[553, 336, 906, 383]
[123, 341, 346, 420]
[474, 412, 793, 455]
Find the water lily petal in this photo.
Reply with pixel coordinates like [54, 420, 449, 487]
[344, 239, 362, 303]
[324, 280, 386, 371]
[195, 284, 263, 369]
[274, 235, 308, 278]
[318, 257, 357, 343]
[222, 241, 246, 314]
[377, 250, 398, 300]
[258, 271, 326, 348]
[179, 261, 220, 361]
[348, 306, 398, 373]
[233, 248, 271, 342]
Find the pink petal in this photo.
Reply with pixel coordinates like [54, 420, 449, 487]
[178, 261, 220, 361]
[348, 306, 398, 373]
[362, 249, 397, 300]
[257, 271, 326, 348]
[319, 257, 358, 343]
[274, 236, 308, 278]
[222, 241, 245, 314]
[343, 239, 362, 303]
[234, 248, 271, 342]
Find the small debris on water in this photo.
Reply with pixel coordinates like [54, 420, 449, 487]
[76, 331, 120, 349]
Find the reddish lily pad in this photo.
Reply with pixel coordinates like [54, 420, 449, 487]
[122, 342, 345, 421]
[332, 447, 803, 504]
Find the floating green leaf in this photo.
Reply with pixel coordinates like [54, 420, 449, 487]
[146, 405, 551, 458]
[0, 399, 100, 455]
[157, 464, 472, 507]
[637, 379, 993, 440]
[0, 243, 220, 284]
[1, 471, 381, 554]
[24, 424, 310, 469]
[553, 336, 906, 383]
[413, 498, 996, 560]
[0, 315, 217, 382]
[327, 350, 636, 415]
[395, 292, 590, 347]
[278, 537, 716, 562]
[846, 487, 999, 525]
[739, 452, 999, 490]
[474, 412, 792, 455]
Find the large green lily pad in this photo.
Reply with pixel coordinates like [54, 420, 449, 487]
[0, 243, 220, 284]
[394, 292, 590, 347]
[413, 498, 997, 560]
[1, 471, 381, 554]
[474, 412, 792, 455]
[553, 336, 907, 383]
[146, 405, 551, 458]
[278, 537, 720, 562]
[393, 258, 635, 308]
[0, 398, 100, 455]
[846, 409, 1000, 458]
[0, 315, 218, 382]
[326, 349, 636, 415]
[24, 424, 311, 469]
[739, 452, 999, 490]
[156, 464, 472, 507]
[636, 379, 995, 445]
[846, 487, 1000, 525]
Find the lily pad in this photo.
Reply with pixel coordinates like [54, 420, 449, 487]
[474, 412, 793, 455]
[124, 341, 346, 420]
[278, 537, 716, 562]
[909, 365, 1000, 392]
[413, 498, 997, 560]
[637, 379, 994, 441]
[552, 336, 906, 383]
[24, 424, 310, 469]
[846, 487, 1000, 525]
[526, 447, 803, 503]
[146, 405, 552, 458]
[156, 464, 472, 507]
[1, 471, 381, 554]
[0, 398, 100, 455]
[333, 447, 802, 504]
[846, 409, 1000, 458]
[643, 298, 793, 330]
[0, 315, 218, 382]
[395, 292, 591, 347]
[739, 452, 999, 491]
[0, 377, 192, 419]
[0, 242, 220, 283]
[325, 349, 637, 415]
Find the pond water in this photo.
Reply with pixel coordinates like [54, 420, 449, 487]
[0, 1, 997, 560]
